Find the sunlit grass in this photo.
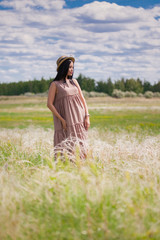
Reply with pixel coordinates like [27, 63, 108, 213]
[0, 96, 160, 239]
[90, 110, 160, 134]
[1, 111, 159, 133]
[0, 97, 160, 133]
[0, 126, 160, 239]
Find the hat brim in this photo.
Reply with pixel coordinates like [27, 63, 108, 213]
[57, 56, 75, 71]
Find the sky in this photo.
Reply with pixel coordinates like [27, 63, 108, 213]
[0, 0, 160, 84]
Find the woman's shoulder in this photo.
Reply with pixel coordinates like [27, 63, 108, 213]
[72, 78, 78, 85]
[72, 78, 80, 87]
[50, 80, 62, 87]
[49, 81, 57, 88]
[72, 78, 77, 82]
[54, 79, 65, 85]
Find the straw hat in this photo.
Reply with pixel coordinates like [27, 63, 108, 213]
[56, 55, 75, 71]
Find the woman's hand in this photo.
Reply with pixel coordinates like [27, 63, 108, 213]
[84, 116, 90, 130]
[61, 118, 67, 130]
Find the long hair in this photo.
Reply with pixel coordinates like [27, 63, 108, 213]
[49, 59, 76, 87]
[55, 59, 72, 81]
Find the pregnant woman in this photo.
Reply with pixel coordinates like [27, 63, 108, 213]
[47, 56, 90, 160]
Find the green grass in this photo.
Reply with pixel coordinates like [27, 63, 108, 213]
[0, 100, 160, 134]
[0, 96, 160, 239]
[0, 128, 160, 240]
[90, 109, 160, 134]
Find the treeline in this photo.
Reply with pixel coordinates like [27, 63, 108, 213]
[0, 74, 160, 96]
[77, 74, 160, 95]
[0, 77, 52, 96]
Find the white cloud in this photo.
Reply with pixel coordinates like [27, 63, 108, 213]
[8, 69, 19, 73]
[73, 1, 141, 22]
[0, 0, 160, 84]
[1, 0, 65, 11]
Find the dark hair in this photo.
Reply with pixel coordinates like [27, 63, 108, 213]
[49, 59, 76, 87]
[55, 59, 72, 81]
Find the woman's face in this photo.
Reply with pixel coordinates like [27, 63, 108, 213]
[67, 61, 74, 77]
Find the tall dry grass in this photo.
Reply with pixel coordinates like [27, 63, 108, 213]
[0, 126, 160, 239]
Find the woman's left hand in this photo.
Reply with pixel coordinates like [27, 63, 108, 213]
[84, 116, 90, 130]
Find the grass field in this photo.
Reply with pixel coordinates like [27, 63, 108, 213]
[0, 96, 160, 240]
[0, 96, 160, 134]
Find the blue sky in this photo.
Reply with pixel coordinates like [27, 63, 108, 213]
[0, 0, 160, 84]
[65, 0, 160, 9]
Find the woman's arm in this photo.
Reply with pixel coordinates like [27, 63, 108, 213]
[73, 79, 90, 130]
[47, 82, 67, 130]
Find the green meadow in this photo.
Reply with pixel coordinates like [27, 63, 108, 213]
[0, 95, 160, 240]
[0, 96, 160, 134]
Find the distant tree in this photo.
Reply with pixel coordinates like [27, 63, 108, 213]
[95, 81, 108, 93]
[153, 81, 160, 92]
[17, 81, 25, 94]
[137, 78, 144, 93]
[143, 80, 153, 93]
[95, 77, 113, 95]
[114, 78, 125, 91]
[77, 73, 83, 88]
[0, 74, 159, 96]
[106, 78, 114, 95]
[39, 77, 48, 92]
[28, 80, 33, 92]
[0, 83, 8, 95]
[32, 79, 40, 93]
[77, 74, 95, 92]
[125, 78, 143, 93]
[23, 81, 30, 93]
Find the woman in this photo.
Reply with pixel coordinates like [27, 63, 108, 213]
[47, 56, 90, 160]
